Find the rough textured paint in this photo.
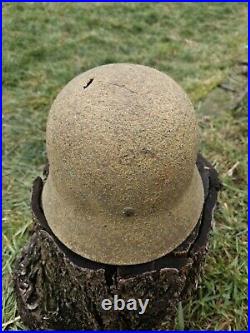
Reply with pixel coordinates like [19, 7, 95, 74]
[42, 63, 204, 265]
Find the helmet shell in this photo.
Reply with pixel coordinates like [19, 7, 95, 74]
[42, 63, 204, 265]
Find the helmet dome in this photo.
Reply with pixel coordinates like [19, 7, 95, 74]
[42, 63, 204, 265]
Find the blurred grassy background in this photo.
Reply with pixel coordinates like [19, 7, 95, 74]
[2, 2, 247, 330]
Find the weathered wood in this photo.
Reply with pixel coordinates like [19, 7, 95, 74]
[13, 154, 221, 330]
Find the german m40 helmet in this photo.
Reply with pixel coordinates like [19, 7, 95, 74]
[42, 63, 204, 265]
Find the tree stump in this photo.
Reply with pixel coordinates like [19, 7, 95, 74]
[13, 154, 221, 330]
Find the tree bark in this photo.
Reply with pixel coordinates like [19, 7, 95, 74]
[13, 154, 221, 330]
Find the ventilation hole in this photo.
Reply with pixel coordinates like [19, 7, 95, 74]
[122, 207, 135, 217]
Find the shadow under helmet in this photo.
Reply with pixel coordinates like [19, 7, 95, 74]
[42, 63, 204, 265]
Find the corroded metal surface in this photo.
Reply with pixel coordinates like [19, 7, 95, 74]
[42, 64, 204, 265]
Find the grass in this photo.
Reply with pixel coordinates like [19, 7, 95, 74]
[180, 96, 248, 330]
[2, 2, 248, 331]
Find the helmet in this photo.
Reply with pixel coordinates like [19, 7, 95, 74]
[42, 63, 204, 265]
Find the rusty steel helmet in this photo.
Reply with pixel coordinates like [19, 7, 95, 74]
[42, 63, 204, 265]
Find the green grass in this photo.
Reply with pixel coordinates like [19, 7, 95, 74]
[2, 2, 248, 330]
[180, 96, 248, 331]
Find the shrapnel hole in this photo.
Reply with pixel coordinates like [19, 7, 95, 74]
[83, 78, 94, 89]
